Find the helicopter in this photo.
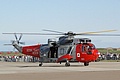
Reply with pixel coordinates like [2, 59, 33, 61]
[3, 29, 120, 66]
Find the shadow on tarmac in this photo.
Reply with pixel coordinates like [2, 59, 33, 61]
[17, 64, 84, 68]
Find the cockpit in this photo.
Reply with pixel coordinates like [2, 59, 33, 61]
[82, 43, 96, 54]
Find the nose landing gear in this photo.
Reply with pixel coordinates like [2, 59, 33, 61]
[84, 62, 89, 66]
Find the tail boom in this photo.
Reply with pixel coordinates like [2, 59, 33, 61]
[22, 44, 40, 58]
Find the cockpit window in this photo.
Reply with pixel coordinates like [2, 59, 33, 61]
[92, 45, 96, 49]
[82, 45, 89, 52]
[82, 44, 95, 54]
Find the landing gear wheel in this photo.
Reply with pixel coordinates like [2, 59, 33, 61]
[60, 62, 62, 64]
[39, 62, 43, 66]
[65, 60, 70, 67]
[84, 62, 89, 66]
[65, 62, 70, 67]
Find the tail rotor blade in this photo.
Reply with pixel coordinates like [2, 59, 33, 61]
[14, 33, 18, 41]
[19, 34, 23, 41]
[19, 42, 25, 45]
[4, 44, 12, 45]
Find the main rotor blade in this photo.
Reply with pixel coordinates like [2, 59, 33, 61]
[79, 34, 120, 36]
[77, 30, 117, 35]
[3, 30, 119, 36]
[42, 29, 65, 34]
[3, 33, 63, 35]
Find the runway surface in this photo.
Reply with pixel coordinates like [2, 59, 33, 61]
[0, 62, 120, 80]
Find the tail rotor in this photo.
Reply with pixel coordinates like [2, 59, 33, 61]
[13, 33, 25, 45]
[4, 33, 25, 46]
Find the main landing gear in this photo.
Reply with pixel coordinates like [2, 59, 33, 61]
[39, 62, 43, 66]
[65, 60, 70, 67]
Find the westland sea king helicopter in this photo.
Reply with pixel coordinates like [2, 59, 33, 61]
[3, 29, 120, 66]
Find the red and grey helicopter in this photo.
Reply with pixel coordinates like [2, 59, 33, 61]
[3, 29, 120, 66]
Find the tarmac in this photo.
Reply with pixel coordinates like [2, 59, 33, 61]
[0, 62, 120, 80]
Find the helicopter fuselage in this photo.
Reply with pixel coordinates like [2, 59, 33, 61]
[20, 38, 99, 66]
[5, 30, 113, 66]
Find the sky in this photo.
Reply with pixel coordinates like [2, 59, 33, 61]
[0, 0, 120, 51]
